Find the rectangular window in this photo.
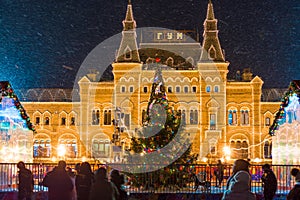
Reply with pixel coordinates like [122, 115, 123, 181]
[206, 86, 211, 93]
[61, 117, 66, 125]
[121, 86, 126, 93]
[192, 86, 197, 93]
[176, 86, 180, 93]
[35, 117, 40, 125]
[184, 86, 188, 93]
[210, 114, 216, 130]
[104, 110, 112, 125]
[70, 117, 75, 125]
[129, 86, 134, 93]
[265, 117, 270, 126]
[168, 87, 172, 93]
[143, 86, 148, 93]
[44, 117, 50, 125]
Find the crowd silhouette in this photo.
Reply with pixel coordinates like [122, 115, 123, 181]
[15, 159, 300, 200]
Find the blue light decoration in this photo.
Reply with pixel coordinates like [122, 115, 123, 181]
[0, 81, 36, 133]
[269, 80, 300, 136]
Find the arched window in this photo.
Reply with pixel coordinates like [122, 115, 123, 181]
[210, 114, 216, 130]
[70, 117, 75, 125]
[208, 46, 216, 59]
[92, 139, 111, 158]
[214, 85, 219, 93]
[44, 117, 50, 125]
[61, 117, 66, 125]
[206, 86, 211, 93]
[92, 109, 100, 125]
[228, 110, 237, 125]
[124, 46, 132, 60]
[184, 86, 189, 93]
[143, 86, 148, 93]
[265, 117, 270, 126]
[241, 110, 249, 125]
[181, 110, 186, 125]
[264, 141, 272, 159]
[33, 139, 51, 158]
[59, 139, 77, 158]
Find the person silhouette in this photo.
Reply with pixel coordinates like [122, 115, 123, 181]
[17, 161, 34, 200]
[75, 162, 94, 200]
[42, 160, 74, 200]
[221, 159, 256, 200]
[287, 168, 300, 200]
[89, 167, 119, 200]
[110, 169, 128, 200]
[261, 164, 277, 200]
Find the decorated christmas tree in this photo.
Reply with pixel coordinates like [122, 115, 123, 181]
[127, 61, 198, 189]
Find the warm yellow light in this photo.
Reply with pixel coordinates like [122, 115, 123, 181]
[81, 156, 86, 162]
[253, 158, 261, 163]
[202, 157, 208, 163]
[57, 145, 66, 157]
[223, 146, 231, 156]
[51, 156, 57, 162]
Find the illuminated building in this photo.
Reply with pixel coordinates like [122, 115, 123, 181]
[7, 1, 288, 163]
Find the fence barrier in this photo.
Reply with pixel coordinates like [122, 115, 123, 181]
[0, 163, 299, 195]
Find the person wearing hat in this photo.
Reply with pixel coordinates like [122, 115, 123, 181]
[221, 159, 256, 200]
[287, 168, 300, 200]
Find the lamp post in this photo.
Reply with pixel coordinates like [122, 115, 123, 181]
[112, 107, 124, 162]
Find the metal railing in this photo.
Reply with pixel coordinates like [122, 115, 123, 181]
[0, 163, 299, 195]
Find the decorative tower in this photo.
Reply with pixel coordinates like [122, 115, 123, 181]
[115, 0, 140, 63]
[112, 0, 142, 142]
[200, 0, 225, 62]
[197, 0, 229, 159]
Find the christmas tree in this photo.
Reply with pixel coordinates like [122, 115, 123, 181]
[127, 61, 198, 190]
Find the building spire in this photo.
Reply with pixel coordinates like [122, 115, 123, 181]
[123, 0, 136, 31]
[199, 0, 225, 62]
[207, 0, 215, 20]
[115, 0, 140, 63]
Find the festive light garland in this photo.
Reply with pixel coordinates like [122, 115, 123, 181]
[269, 80, 300, 136]
[0, 81, 36, 133]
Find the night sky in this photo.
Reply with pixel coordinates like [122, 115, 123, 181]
[0, 0, 298, 89]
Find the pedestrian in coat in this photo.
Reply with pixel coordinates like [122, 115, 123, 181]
[287, 168, 300, 200]
[17, 161, 34, 200]
[216, 160, 224, 188]
[221, 159, 256, 200]
[42, 160, 74, 200]
[261, 164, 277, 200]
[75, 162, 94, 200]
[110, 169, 128, 200]
[89, 167, 119, 200]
